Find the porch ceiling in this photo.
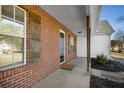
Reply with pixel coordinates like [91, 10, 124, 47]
[40, 5, 87, 36]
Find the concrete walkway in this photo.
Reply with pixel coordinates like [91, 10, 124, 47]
[32, 58, 90, 88]
[91, 68, 124, 83]
[112, 57, 124, 65]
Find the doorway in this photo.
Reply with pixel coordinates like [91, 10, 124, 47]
[60, 30, 66, 64]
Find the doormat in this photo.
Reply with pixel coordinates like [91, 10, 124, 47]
[60, 63, 74, 70]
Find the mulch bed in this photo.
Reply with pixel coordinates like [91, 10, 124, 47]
[91, 58, 124, 88]
[90, 75, 124, 88]
[91, 58, 124, 72]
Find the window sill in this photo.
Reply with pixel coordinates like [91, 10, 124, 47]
[0, 62, 26, 72]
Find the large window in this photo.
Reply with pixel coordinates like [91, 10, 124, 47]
[0, 5, 26, 70]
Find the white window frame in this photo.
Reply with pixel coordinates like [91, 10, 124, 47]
[0, 6, 1, 21]
[0, 5, 26, 71]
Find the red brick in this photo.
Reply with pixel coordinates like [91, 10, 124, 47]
[0, 5, 77, 88]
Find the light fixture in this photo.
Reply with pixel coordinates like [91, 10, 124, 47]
[78, 31, 83, 34]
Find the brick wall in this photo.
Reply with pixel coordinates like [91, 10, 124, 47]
[0, 5, 77, 88]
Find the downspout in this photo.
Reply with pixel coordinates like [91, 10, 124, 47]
[86, 16, 91, 72]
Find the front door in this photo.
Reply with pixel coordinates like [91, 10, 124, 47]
[60, 30, 66, 64]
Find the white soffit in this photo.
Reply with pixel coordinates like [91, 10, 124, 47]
[40, 5, 87, 35]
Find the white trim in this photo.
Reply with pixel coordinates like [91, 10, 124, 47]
[23, 6, 27, 65]
[60, 29, 66, 64]
[0, 5, 26, 71]
[0, 6, 1, 21]
[15, 5, 27, 65]
[12, 5, 15, 65]
[0, 63, 26, 71]
[2, 15, 24, 25]
[0, 33, 25, 38]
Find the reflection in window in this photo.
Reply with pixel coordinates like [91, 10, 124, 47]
[70, 36, 75, 52]
[0, 17, 14, 35]
[14, 22, 24, 36]
[0, 36, 13, 67]
[2, 5, 14, 19]
[13, 37, 24, 64]
[15, 7, 24, 22]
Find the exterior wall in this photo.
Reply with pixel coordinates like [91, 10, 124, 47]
[77, 34, 111, 58]
[77, 36, 87, 57]
[91, 35, 111, 58]
[0, 5, 77, 88]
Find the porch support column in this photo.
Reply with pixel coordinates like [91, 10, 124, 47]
[86, 16, 91, 72]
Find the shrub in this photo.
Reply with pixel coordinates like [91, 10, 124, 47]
[96, 54, 108, 64]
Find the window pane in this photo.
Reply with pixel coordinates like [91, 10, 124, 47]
[70, 36, 74, 46]
[13, 37, 24, 64]
[15, 7, 24, 23]
[0, 36, 13, 67]
[0, 17, 14, 35]
[70, 36, 75, 52]
[2, 5, 14, 19]
[14, 22, 24, 36]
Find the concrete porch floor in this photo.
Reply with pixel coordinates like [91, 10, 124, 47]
[32, 58, 90, 88]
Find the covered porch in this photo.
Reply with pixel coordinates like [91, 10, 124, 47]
[0, 5, 101, 88]
[32, 58, 89, 88]
[41, 5, 101, 71]
[32, 5, 101, 88]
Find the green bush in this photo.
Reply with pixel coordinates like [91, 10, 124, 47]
[96, 54, 108, 64]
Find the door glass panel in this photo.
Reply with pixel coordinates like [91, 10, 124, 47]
[60, 32, 65, 63]
[0, 36, 13, 67]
